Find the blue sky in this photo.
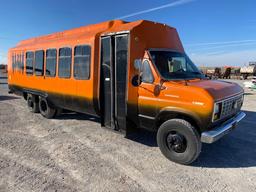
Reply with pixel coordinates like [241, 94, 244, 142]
[0, 0, 255, 66]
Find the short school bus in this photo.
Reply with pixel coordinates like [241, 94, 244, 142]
[8, 20, 245, 164]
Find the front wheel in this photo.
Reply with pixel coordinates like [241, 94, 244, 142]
[157, 119, 201, 165]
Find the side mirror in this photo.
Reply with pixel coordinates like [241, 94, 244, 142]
[154, 79, 166, 95]
[134, 59, 142, 71]
[132, 59, 143, 87]
[131, 75, 142, 87]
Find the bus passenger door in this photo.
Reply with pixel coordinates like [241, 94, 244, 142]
[100, 34, 129, 131]
[100, 37, 113, 129]
[114, 35, 128, 131]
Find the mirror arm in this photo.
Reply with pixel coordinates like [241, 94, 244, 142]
[158, 79, 167, 90]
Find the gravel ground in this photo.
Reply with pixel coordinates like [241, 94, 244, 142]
[0, 71, 256, 192]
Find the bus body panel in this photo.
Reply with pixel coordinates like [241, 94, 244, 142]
[8, 20, 184, 129]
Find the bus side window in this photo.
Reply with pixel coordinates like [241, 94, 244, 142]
[141, 60, 154, 83]
[16, 54, 19, 71]
[74, 45, 91, 80]
[12, 54, 15, 72]
[21, 53, 24, 72]
[26, 51, 34, 75]
[18, 53, 23, 71]
[46, 49, 57, 77]
[14, 54, 18, 71]
[58, 47, 72, 78]
[35, 50, 44, 76]
[17, 54, 20, 71]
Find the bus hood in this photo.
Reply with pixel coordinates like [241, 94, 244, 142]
[187, 80, 243, 101]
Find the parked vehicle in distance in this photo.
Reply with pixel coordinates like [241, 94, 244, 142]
[205, 67, 221, 79]
[8, 20, 245, 164]
[240, 62, 256, 79]
[0, 64, 7, 73]
[222, 67, 231, 79]
[201, 66, 241, 80]
[244, 76, 256, 90]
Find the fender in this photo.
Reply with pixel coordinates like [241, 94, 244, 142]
[23, 88, 48, 98]
[156, 106, 206, 132]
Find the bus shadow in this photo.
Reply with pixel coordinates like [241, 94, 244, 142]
[0, 95, 20, 101]
[192, 110, 256, 168]
[126, 129, 157, 147]
[55, 109, 256, 168]
[127, 110, 256, 168]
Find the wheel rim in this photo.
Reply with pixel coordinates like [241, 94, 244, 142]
[166, 131, 187, 153]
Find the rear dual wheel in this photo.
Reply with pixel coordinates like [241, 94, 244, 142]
[27, 94, 39, 113]
[39, 97, 62, 119]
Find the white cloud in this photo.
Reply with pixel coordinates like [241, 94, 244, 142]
[116, 0, 196, 19]
[185, 40, 256, 47]
[186, 41, 256, 53]
[189, 49, 256, 67]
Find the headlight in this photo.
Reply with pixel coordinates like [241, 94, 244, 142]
[214, 103, 220, 114]
[212, 102, 222, 121]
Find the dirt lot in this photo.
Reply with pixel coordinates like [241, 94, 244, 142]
[0, 72, 256, 192]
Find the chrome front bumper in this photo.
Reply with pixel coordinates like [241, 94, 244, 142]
[201, 112, 246, 143]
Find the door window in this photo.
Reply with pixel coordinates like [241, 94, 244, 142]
[141, 60, 154, 83]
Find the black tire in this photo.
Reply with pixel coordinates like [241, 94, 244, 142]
[27, 94, 39, 113]
[39, 97, 56, 119]
[157, 119, 201, 165]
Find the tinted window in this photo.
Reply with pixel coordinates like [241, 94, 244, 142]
[141, 60, 154, 83]
[35, 50, 44, 76]
[150, 51, 203, 80]
[12, 54, 16, 71]
[46, 49, 57, 77]
[74, 45, 91, 79]
[21, 53, 24, 71]
[58, 47, 71, 78]
[12, 53, 24, 72]
[26, 52, 34, 75]
[16, 54, 19, 70]
[15, 54, 18, 70]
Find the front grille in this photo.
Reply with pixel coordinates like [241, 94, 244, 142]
[220, 94, 243, 119]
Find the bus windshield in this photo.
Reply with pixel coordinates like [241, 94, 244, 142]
[149, 51, 204, 80]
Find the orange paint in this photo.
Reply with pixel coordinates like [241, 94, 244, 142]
[8, 20, 243, 132]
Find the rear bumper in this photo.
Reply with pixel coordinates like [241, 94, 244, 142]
[201, 112, 246, 143]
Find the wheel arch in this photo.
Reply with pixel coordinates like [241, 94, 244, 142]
[156, 107, 203, 134]
[24, 89, 50, 105]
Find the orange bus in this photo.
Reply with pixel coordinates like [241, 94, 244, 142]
[8, 20, 245, 164]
